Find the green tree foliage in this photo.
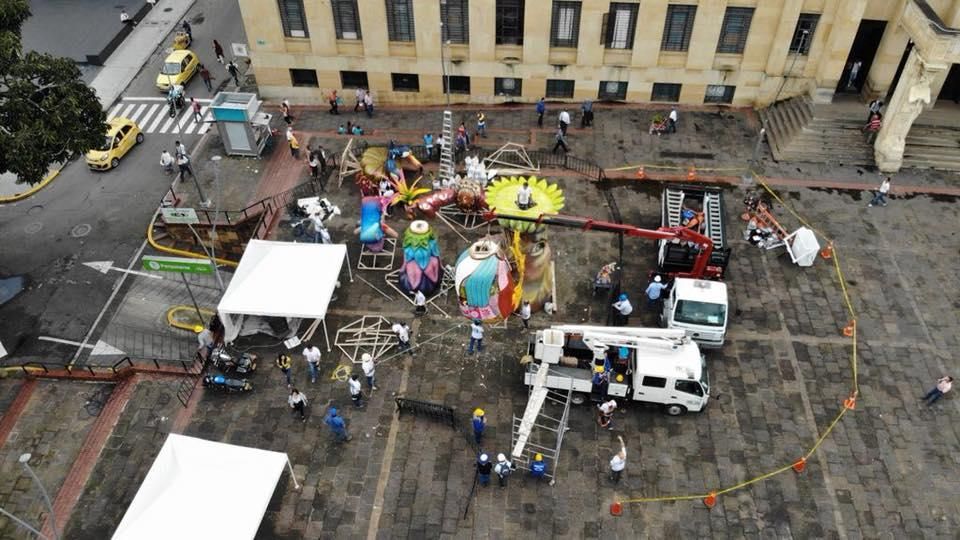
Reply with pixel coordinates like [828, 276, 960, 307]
[0, 0, 105, 184]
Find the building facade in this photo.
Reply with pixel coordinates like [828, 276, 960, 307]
[239, 0, 960, 109]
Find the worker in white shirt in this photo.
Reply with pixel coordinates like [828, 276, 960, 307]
[392, 322, 414, 356]
[413, 290, 426, 316]
[518, 300, 532, 329]
[612, 293, 633, 326]
[303, 345, 321, 383]
[160, 150, 175, 174]
[467, 319, 484, 354]
[668, 108, 678, 133]
[558, 110, 571, 135]
[361, 353, 377, 391]
[308, 212, 331, 244]
[348, 374, 364, 407]
[609, 436, 627, 483]
[598, 399, 617, 430]
[516, 181, 534, 210]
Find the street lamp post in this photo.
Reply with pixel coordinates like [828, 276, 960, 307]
[208, 155, 225, 291]
[19, 453, 60, 540]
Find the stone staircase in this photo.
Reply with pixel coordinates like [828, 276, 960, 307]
[760, 96, 960, 171]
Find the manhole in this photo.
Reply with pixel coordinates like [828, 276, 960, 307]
[70, 223, 92, 238]
[24, 222, 42, 234]
[27, 204, 43, 215]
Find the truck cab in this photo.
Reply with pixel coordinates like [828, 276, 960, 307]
[662, 278, 728, 348]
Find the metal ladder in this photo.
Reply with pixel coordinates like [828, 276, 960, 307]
[703, 191, 724, 248]
[439, 110, 455, 183]
[664, 187, 685, 228]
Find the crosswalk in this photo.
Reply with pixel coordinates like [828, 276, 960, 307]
[108, 97, 214, 135]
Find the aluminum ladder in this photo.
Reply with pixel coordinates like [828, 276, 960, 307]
[664, 187, 685, 228]
[439, 110, 455, 183]
[703, 191, 724, 248]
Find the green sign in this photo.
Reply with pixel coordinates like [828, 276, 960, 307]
[142, 255, 213, 275]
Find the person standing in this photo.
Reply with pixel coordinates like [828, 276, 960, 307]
[288, 388, 307, 421]
[213, 39, 225, 64]
[160, 150, 175, 174]
[276, 353, 293, 387]
[226, 60, 241, 86]
[190, 97, 202, 123]
[120, 10, 137, 27]
[867, 99, 883, 122]
[281, 99, 293, 124]
[307, 151, 320, 181]
[668, 108, 678, 133]
[182, 19, 193, 41]
[303, 344, 321, 383]
[413, 290, 426, 316]
[472, 408, 486, 445]
[868, 176, 891, 208]
[467, 319, 484, 354]
[361, 353, 378, 391]
[348, 374, 364, 407]
[845, 60, 862, 91]
[645, 276, 667, 309]
[530, 454, 547, 481]
[612, 293, 633, 326]
[536, 98, 546, 128]
[558, 110, 570, 135]
[286, 127, 300, 158]
[862, 113, 882, 144]
[516, 181, 534, 209]
[581, 99, 594, 127]
[354, 88, 366, 113]
[325, 407, 351, 442]
[199, 64, 213, 92]
[176, 153, 194, 179]
[328, 90, 340, 115]
[364, 92, 374, 118]
[391, 322, 414, 356]
[175, 140, 188, 160]
[552, 126, 569, 155]
[921, 376, 953, 406]
[598, 399, 617, 430]
[518, 300, 532, 329]
[423, 133, 434, 161]
[477, 453, 493, 486]
[476, 112, 487, 139]
[609, 436, 627, 483]
[494, 453, 515, 488]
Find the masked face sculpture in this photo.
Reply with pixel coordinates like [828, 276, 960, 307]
[399, 220, 442, 294]
[454, 238, 516, 322]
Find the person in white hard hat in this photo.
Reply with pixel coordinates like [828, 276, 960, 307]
[645, 275, 668, 309]
[361, 353, 377, 391]
[494, 453, 516, 488]
[477, 453, 493, 486]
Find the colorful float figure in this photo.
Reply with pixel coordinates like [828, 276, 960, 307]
[484, 176, 565, 312]
[399, 220, 443, 294]
[454, 238, 516, 323]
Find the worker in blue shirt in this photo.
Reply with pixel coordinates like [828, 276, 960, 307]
[645, 275, 668, 309]
[530, 453, 547, 480]
[472, 408, 486, 445]
[535, 98, 546, 128]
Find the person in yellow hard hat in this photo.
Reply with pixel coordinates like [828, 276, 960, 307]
[472, 408, 486, 445]
[530, 453, 547, 480]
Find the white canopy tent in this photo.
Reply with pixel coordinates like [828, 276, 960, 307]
[112, 434, 297, 540]
[217, 240, 352, 350]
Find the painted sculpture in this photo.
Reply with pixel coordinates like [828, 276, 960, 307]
[357, 196, 398, 252]
[416, 178, 487, 218]
[399, 220, 442, 294]
[454, 237, 516, 323]
[484, 176, 565, 312]
[360, 142, 422, 183]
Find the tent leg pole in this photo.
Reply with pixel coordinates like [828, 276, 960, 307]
[345, 249, 354, 283]
[323, 319, 331, 352]
[286, 457, 300, 490]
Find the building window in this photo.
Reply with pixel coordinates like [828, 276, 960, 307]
[385, 0, 415, 42]
[704, 85, 735, 104]
[651, 82, 681, 102]
[496, 0, 524, 45]
[290, 69, 319, 87]
[546, 79, 575, 98]
[495, 77, 522, 97]
[391, 73, 420, 92]
[716, 7, 753, 54]
[550, 1, 581, 48]
[278, 0, 309, 38]
[443, 75, 471, 95]
[598, 81, 627, 101]
[340, 71, 369, 89]
[441, 0, 469, 44]
[332, 0, 362, 40]
[661, 5, 696, 52]
[789, 13, 819, 55]
[605, 3, 639, 50]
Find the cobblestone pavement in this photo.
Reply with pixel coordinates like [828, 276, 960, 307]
[9, 168, 953, 538]
[0, 380, 111, 538]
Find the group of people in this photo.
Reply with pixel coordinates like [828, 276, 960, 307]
[472, 408, 548, 487]
[159, 139, 194, 179]
[611, 275, 668, 326]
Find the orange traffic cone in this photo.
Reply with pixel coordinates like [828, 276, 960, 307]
[844, 396, 857, 410]
[842, 320, 856, 337]
[636, 167, 646, 180]
[820, 243, 834, 259]
[610, 502, 623, 516]
[792, 457, 806, 473]
[703, 492, 717, 509]
[687, 167, 697, 181]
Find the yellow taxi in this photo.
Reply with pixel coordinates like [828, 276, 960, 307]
[156, 49, 199, 91]
[85, 117, 144, 170]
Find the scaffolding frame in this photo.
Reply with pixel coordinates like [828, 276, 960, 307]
[334, 316, 397, 363]
[510, 364, 573, 486]
[382, 265, 456, 319]
[358, 237, 398, 271]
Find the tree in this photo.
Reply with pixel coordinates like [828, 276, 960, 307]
[0, 0, 105, 184]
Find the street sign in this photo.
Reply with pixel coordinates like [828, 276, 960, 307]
[142, 255, 213, 275]
[161, 207, 200, 224]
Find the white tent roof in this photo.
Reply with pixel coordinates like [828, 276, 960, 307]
[112, 434, 288, 540]
[218, 240, 346, 319]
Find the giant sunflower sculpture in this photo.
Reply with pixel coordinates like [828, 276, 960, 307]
[485, 176, 566, 231]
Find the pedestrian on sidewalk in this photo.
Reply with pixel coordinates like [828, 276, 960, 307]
[354, 88, 366, 113]
[307, 151, 320, 181]
[391, 321, 414, 356]
[645, 276, 667, 310]
[530, 454, 547, 481]
[281, 99, 293, 124]
[226, 60, 241, 86]
[182, 19, 193, 41]
[361, 353, 377, 391]
[609, 435, 627, 483]
[177, 153, 194, 179]
[160, 150, 174, 174]
[867, 98, 883, 122]
[348, 374, 364, 407]
[558, 110, 570, 135]
[190, 97, 202, 122]
[863, 113, 882, 144]
[494, 453, 515, 488]
[472, 408, 486, 445]
[518, 300, 531, 329]
[325, 407, 351, 442]
[175, 140, 187, 159]
[612, 293, 633, 326]
[120, 10, 137, 27]
[668, 108, 678, 133]
[364, 92, 374, 117]
[413, 289, 427, 316]
[552, 126, 569, 155]
[276, 353, 293, 387]
[328, 90, 340, 114]
[476, 112, 487, 139]
[598, 398, 617, 430]
[213, 39, 225, 64]
[581, 99, 594, 127]
[921, 376, 953, 406]
[467, 319, 484, 354]
[868, 176, 891, 207]
[303, 344, 321, 383]
[423, 133, 434, 161]
[288, 388, 307, 421]
[536, 98, 546, 128]
[199, 64, 213, 92]
[286, 127, 300, 158]
[477, 453, 493, 486]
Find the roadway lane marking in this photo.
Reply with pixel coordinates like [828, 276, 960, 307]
[198, 112, 212, 134]
[147, 106, 167, 132]
[184, 107, 208, 134]
[122, 97, 213, 103]
[117, 103, 136, 119]
[107, 104, 123, 120]
[141, 104, 161, 128]
[158, 115, 176, 134]
[128, 104, 148, 123]
[173, 108, 193, 134]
